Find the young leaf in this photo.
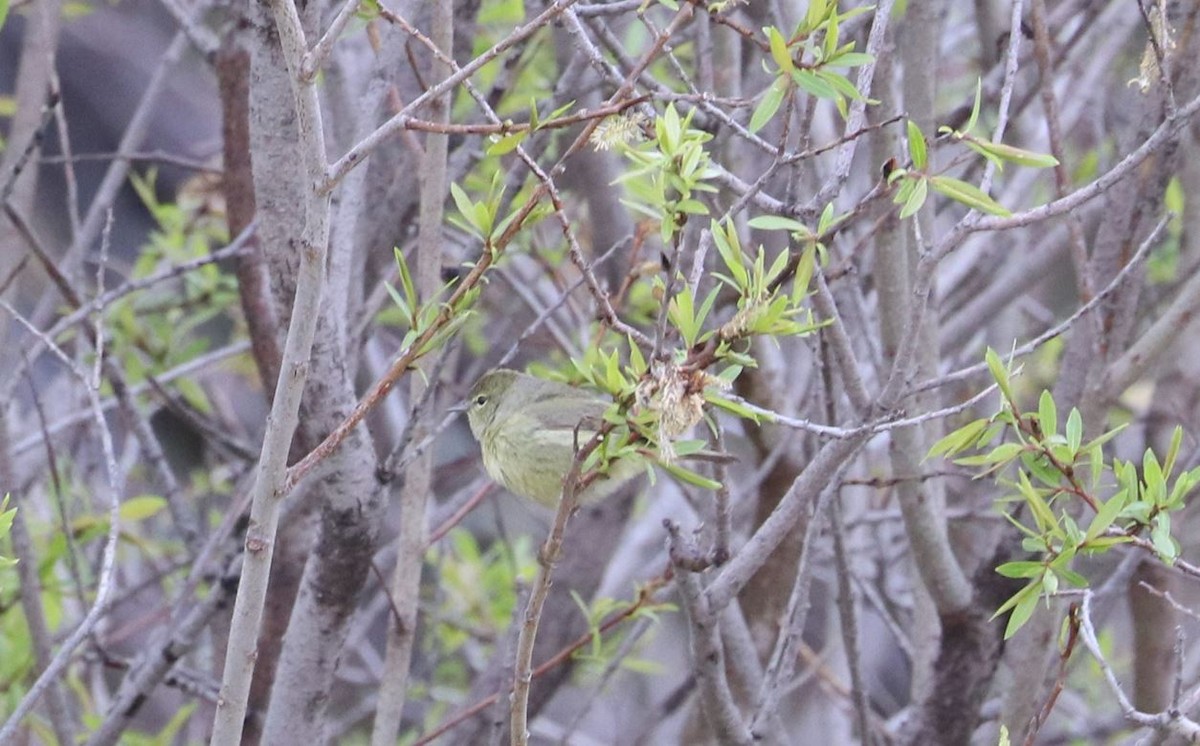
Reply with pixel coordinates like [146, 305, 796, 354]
[1163, 425, 1183, 480]
[995, 560, 1046, 579]
[661, 461, 722, 491]
[1151, 515, 1178, 563]
[1084, 489, 1126, 543]
[766, 26, 795, 73]
[628, 336, 647, 376]
[1037, 390, 1057, 439]
[907, 120, 927, 170]
[750, 77, 789, 133]
[487, 130, 528, 156]
[1003, 583, 1041, 639]
[900, 177, 928, 219]
[748, 215, 809, 233]
[1066, 408, 1082, 454]
[965, 77, 983, 133]
[792, 245, 817, 303]
[669, 286, 699, 347]
[120, 495, 168, 521]
[792, 69, 839, 100]
[1018, 471, 1057, 533]
[828, 51, 874, 68]
[985, 348, 1014, 403]
[712, 222, 749, 289]
[968, 138, 1060, 169]
[927, 418, 991, 460]
[822, 6, 839, 59]
[450, 183, 482, 237]
[930, 176, 1012, 217]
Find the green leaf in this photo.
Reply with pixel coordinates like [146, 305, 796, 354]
[827, 51, 874, 68]
[1041, 571, 1059, 596]
[750, 77, 789, 133]
[1065, 409, 1082, 454]
[995, 561, 1045, 579]
[486, 130, 527, 156]
[957, 441, 1023, 468]
[473, 201, 494, 237]
[930, 176, 1012, 216]
[1163, 425, 1183, 481]
[696, 286, 720, 335]
[965, 140, 1007, 171]
[669, 286, 701, 347]
[1019, 471, 1057, 533]
[120, 495, 168, 522]
[1151, 515, 1178, 563]
[900, 177, 928, 219]
[0, 497, 15, 536]
[450, 183, 481, 237]
[907, 120, 927, 170]
[711, 222, 749, 289]
[1086, 536, 1132, 550]
[766, 26, 794, 73]
[661, 461, 722, 491]
[704, 391, 762, 423]
[822, 5, 839, 59]
[528, 98, 540, 131]
[817, 202, 837, 234]
[765, 246, 790, 284]
[1167, 465, 1200, 509]
[1085, 489, 1126, 543]
[1000, 583, 1041, 639]
[0, 0, 9, 33]
[792, 245, 816, 303]
[748, 215, 809, 233]
[1081, 423, 1129, 453]
[985, 348, 1014, 403]
[968, 138, 1060, 169]
[792, 69, 839, 100]
[817, 70, 863, 102]
[1058, 567, 1089, 588]
[1037, 391, 1057, 439]
[394, 247, 419, 317]
[628, 336, 647, 376]
[805, 0, 827, 30]
[546, 99, 576, 122]
[1143, 449, 1165, 505]
[927, 418, 991, 459]
[660, 103, 682, 153]
[966, 78, 983, 133]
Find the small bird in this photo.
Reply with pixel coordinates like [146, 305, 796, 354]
[464, 369, 646, 507]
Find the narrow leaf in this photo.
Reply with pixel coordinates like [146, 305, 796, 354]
[750, 77, 788, 133]
[899, 177, 928, 219]
[907, 120, 927, 170]
[767, 26, 794, 73]
[930, 175, 1012, 217]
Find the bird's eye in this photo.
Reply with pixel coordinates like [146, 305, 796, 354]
[474, 395, 487, 407]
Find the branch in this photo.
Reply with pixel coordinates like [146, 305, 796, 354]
[667, 522, 753, 745]
[1077, 591, 1200, 740]
[210, 0, 333, 737]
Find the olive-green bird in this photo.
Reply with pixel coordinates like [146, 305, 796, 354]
[465, 369, 645, 507]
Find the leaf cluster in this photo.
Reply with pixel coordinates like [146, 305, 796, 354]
[889, 82, 1059, 219]
[750, 1, 876, 132]
[384, 247, 478, 366]
[616, 104, 719, 244]
[930, 349, 1200, 638]
[98, 171, 237, 413]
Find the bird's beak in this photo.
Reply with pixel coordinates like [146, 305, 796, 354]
[449, 401, 469, 415]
